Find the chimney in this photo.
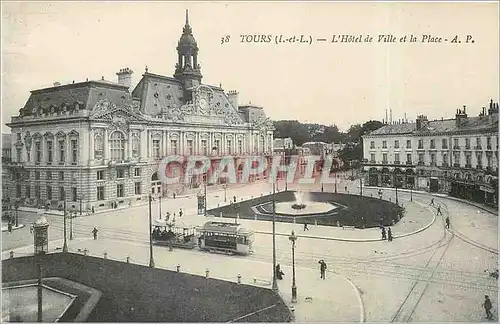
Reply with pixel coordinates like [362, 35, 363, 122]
[116, 67, 134, 90]
[227, 90, 239, 109]
[416, 115, 428, 130]
[53, 81, 61, 87]
[455, 105, 468, 126]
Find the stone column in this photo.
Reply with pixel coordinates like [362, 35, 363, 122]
[180, 131, 185, 156]
[89, 129, 94, 161]
[163, 131, 168, 157]
[127, 132, 132, 160]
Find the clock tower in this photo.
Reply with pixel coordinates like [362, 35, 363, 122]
[174, 10, 203, 102]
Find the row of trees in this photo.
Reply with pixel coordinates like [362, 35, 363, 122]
[273, 120, 385, 166]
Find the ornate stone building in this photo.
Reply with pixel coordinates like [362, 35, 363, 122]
[362, 100, 499, 206]
[4, 11, 274, 212]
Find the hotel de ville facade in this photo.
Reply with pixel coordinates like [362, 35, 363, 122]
[3, 11, 274, 212]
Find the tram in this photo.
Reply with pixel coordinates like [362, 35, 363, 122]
[151, 219, 197, 249]
[198, 221, 254, 255]
[151, 220, 254, 256]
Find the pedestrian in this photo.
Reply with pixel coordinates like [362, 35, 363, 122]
[381, 227, 387, 240]
[92, 227, 98, 240]
[276, 264, 284, 280]
[166, 212, 170, 222]
[387, 227, 393, 241]
[233, 195, 236, 203]
[173, 192, 176, 199]
[8, 222, 12, 233]
[445, 216, 450, 229]
[430, 198, 434, 206]
[303, 222, 309, 231]
[483, 295, 494, 320]
[318, 260, 327, 279]
[437, 206, 442, 215]
[91, 206, 95, 214]
[345, 186, 347, 192]
[179, 209, 183, 217]
[30, 223, 34, 234]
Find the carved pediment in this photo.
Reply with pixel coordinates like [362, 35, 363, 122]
[68, 130, 79, 138]
[55, 131, 66, 138]
[43, 132, 54, 138]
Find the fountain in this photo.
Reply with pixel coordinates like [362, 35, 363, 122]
[275, 188, 336, 216]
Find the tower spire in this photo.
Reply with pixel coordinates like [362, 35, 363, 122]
[185, 9, 189, 26]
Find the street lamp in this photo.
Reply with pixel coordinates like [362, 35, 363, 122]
[224, 184, 227, 203]
[395, 181, 400, 205]
[204, 180, 207, 216]
[14, 199, 20, 227]
[69, 209, 75, 240]
[288, 230, 298, 303]
[78, 194, 83, 216]
[410, 184, 413, 202]
[334, 172, 338, 194]
[159, 194, 162, 219]
[62, 200, 68, 253]
[148, 194, 155, 268]
[272, 182, 278, 291]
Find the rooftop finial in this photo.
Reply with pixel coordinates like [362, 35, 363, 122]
[145, 65, 149, 73]
[185, 9, 189, 26]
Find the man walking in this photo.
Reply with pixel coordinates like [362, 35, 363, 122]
[445, 216, 450, 229]
[92, 227, 98, 240]
[381, 227, 387, 240]
[437, 205, 442, 216]
[387, 227, 393, 242]
[318, 260, 327, 279]
[303, 222, 309, 231]
[483, 295, 494, 320]
[430, 198, 435, 206]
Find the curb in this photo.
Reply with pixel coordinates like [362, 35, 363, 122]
[1, 224, 26, 232]
[363, 186, 498, 215]
[331, 272, 365, 323]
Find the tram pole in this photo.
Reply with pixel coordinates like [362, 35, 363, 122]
[272, 182, 278, 292]
[148, 194, 155, 268]
[204, 181, 207, 216]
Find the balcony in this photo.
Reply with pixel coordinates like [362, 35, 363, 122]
[486, 145, 492, 150]
[465, 164, 472, 169]
[465, 146, 471, 150]
[476, 165, 483, 169]
[417, 146, 424, 150]
[429, 146, 436, 150]
[453, 146, 460, 150]
[406, 161, 413, 165]
[442, 146, 448, 150]
[394, 161, 401, 165]
[474, 146, 482, 150]
[417, 161, 425, 166]
[453, 163, 460, 167]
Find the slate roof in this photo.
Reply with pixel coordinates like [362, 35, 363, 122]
[20, 80, 130, 116]
[367, 114, 498, 136]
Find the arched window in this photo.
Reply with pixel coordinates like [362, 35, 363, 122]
[94, 135, 103, 159]
[259, 135, 265, 152]
[110, 132, 125, 161]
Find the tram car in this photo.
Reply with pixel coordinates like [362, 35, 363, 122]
[198, 221, 254, 255]
[151, 219, 197, 249]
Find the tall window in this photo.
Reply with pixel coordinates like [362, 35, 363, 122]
[25, 185, 31, 198]
[476, 137, 481, 147]
[17, 148, 22, 162]
[214, 140, 220, 154]
[370, 141, 375, 149]
[35, 141, 41, 163]
[370, 153, 375, 162]
[110, 132, 125, 161]
[132, 136, 140, 157]
[187, 140, 193, 155]
[453, 138, 459, 148]
[97, 186, 105, 201]
[466, 154, 471, 166]
[454, 153, 460, 165]
[35, 185, 40, 199]
[47, 140, 53, 163]
[382, 153, 387, 163]
[477, 153, 482, 167]
[259, 136, 264, 153]
[116, 169, 125, 179]
[71, 139, 78, 164]
[227, 140, 232, 155]
[394, 140, 399, 149]
[135, 182, 142, 195]
[201, 140, 207, 155]
[442, 139, 447, 149]
[35, 171, 40, 180]
[465, 138, 470, 149]
[117, 184, 124, 198]
[47, 171, 52, 180]
[171, 140, 178, 155]
[430, 153, 436, 165]
[430, 140, 435, 149]
[16, 184, 21, 198]
[94, 135, 103, 159]
[72, 188, 77, 202]
[382, 141, 387, 149]
[47, 186, 52, 200]
[407, 154, 412, 164]
[443, 154, 448, 165]
[97, 171, 104, 180]
[59, 140, 65, 163]
[59, 187, 65, 200]
[418, 153, 424, 163]
[152, 139, 160, 158]
[394, 153, 400, 163]
[487, 137, 492, 148]
[134, 168, 141, 177]
[59, 171, 64, 180]
[418, 140, 423, 149]
[406, 140, 411, 148]
[238, 140, 243, 155]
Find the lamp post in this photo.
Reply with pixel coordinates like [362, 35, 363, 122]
[334, 172, 338, 194]
[62, 200, 68, 253]
[159, 194, 162, 219]
[69, 210, 74, 240]
[148, 194, 155, 268]
[14, 199, 19, 227]
[359, 177, 363, 197]
[78, 194, 83, 216]
[224, 184, 227, 203]
[410, 184, 413, 202]
[272, 182, 278, 291]
[204, 180, 207, 216]
[395, 181, 400, 205]
[288, 230, 298, 303]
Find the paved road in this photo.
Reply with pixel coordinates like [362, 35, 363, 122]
[3, 176, 498, 322]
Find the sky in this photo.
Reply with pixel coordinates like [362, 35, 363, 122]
[1, 1, 499, 134]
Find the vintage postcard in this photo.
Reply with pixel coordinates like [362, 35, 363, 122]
[1, 1, 498, 322]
